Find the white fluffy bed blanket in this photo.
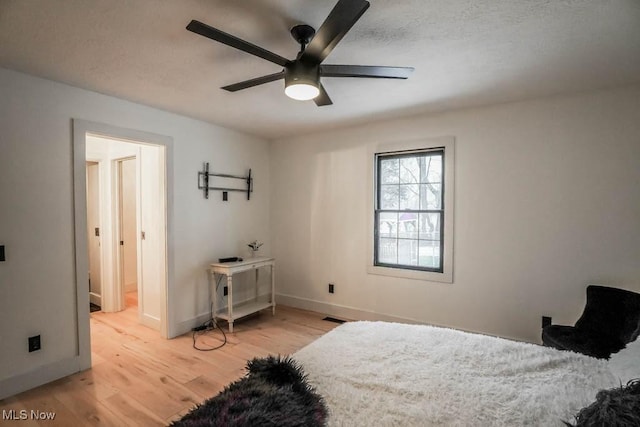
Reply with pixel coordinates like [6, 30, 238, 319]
[293, 321, 617, 426]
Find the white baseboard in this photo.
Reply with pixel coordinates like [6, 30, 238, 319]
[276, 293, 529, 344]
[89, 292, 101, 306]
[0, 356, 86, 400]
[275, 293, 426, 325]
[140, 313, 161, 331]
[175, 312, 213, 337]
[172, 295, 265, 338]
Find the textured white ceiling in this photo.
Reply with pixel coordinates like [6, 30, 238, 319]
[1, 0, 639, 139]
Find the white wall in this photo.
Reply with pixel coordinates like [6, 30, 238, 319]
[0, 68, 270, 398]
[271, 84, 640, 343]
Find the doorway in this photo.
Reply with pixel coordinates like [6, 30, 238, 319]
[117, 157, 138, 312]
[84, 135, 166, 332]
[73, 119, 173, 370]
[86, 157, 140, 314]
[74, 119, 172, 340]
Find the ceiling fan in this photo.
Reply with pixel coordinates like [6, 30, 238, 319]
[186, 0, 414, 106]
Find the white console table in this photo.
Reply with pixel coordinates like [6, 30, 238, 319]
[209, 257, 275, 333]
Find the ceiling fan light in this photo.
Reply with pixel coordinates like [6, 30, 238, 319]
[284, 62, 320, 101]
[285, 82, 320, 100]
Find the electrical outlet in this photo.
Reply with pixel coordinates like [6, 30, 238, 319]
[28, 335, 41, 352]
[223, 286, 228, 296]
[542, 316, 552, 328]
[329, 283, 335, 294]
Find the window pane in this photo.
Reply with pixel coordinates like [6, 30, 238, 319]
[378, 212, 398, 238]
[375, 148, 447, 274]
[400, 157, 420, 183]
[380, 185, 399, 209]
[398, 239, 418, 266]
[421, 154, 442, 183]
[419, 213, 440, 240]
[419, 183, 442, 210]
[380, 158, 399, 184]
[378, 238, 397, 264]
[418, 240, 440, 268]
[398, 212, 418, 238]
[399, 184, 419, 210]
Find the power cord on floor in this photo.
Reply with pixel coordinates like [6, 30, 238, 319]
[192, 297, 228, 351]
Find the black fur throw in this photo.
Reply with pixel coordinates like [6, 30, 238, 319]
[171, 355, 328, 427]
[565, 379, 640, 427]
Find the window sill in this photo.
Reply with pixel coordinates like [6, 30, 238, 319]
[367, 264, 453, 283]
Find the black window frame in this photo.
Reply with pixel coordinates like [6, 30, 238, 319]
[374, 148, 445, 273]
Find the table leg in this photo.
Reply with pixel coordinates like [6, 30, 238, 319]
[210, 270, 217, 322]
[271, 264, 276, 315]
[228, 275, 234, 333]
[255, 268, 259, 302]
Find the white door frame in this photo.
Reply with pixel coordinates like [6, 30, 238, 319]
[72, 119, 174, 369]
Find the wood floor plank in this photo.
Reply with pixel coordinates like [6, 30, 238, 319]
[52, 380, 122, 426]
[58, 369, 120, 402]
[6, 386, 85, 426]
[0, 302, 339, 426]
[92, 357, 197, 420]
[102, 392, 164, 427]
[0, 396, 41, 426]
[182, 374, 227, 400]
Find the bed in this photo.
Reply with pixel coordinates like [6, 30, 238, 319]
[292, 321, 640, 426]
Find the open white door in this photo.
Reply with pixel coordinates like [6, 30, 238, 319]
[117, 158, 138, 295]
[137, 144, 166, 331]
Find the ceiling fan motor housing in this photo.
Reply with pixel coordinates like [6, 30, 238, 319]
[285, 61, 320, 88]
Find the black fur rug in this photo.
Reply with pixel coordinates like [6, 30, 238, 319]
[565, 378, 640, 426]
[171, 355, 327, 427]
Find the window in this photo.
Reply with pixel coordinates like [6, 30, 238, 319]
[368, 137, 453, 283]
[375, 149, 444, 272]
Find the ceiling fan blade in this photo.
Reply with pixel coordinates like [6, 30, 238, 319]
[221, 71, 285, 92]
[321, 65, 414, 79]
[314, 84, 333, 106]
[300, 0, 370, 64]
[187, 20, 289, 67]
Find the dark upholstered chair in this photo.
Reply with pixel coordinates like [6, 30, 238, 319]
[542, 285, 640, 359]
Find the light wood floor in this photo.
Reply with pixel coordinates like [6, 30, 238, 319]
[0, 295, 339, 426]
